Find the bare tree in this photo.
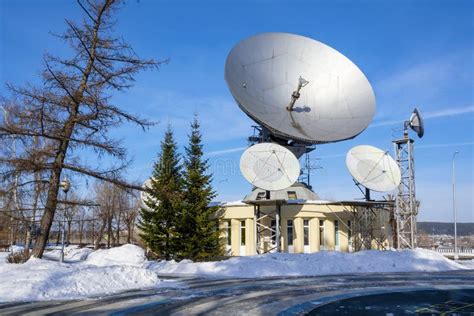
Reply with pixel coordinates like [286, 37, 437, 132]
[93, 181, 116, 249]
[122, 195, 139, 244]
[24, 167, 46, 256]
[92, 180, 138, 248]
[0, 0, 162, 258]
[76, 206, 88, 245]
[54, 214, 63, 246]
[114, 188, 137, 246]
[64, 193, 80, 245]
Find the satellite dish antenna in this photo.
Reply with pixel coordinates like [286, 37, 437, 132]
[240, 142, 300, 192]
[405, 108, 424, 138]
[140, 178, 156, 208]
[346, 145, 401, 199]
[225, 32, 376, 145]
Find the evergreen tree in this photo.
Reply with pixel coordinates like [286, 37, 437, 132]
[139, 126, 183, 260]
[178, 116, 224, 261]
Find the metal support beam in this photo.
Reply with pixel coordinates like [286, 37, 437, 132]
[252, 201, 283, 254]
[276, 204, 281, 252]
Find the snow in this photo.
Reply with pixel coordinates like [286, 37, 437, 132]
[0, 245, 165, 302]
[86, 244, 146, 267]
[0, 258, 160, 302]
[9, 245, 25, 253]
[221, 200, 247, 206]
[0, 245, 470, 303]
[43, 246, 93, 262]
[220, 200, 335, 206]
[150, 248, 468, 278]
[305, 200, 334, 204]
[458, 260, 474, 269]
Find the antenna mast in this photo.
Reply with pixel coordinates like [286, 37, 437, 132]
[393, 136, 417, 249]
[393, 108, 424, 249]
[298, 147, 318, 189]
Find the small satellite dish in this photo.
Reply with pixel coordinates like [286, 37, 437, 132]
[346, 145, 401, 192]
[225, 32, 376, 144]
[240, 142, 300, 191]
[407, 108, 424, 138]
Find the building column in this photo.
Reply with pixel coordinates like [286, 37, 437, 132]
[246, 218, 256, 255]
[326, 219, 335, 251]
[281, 218, 288, 252]
[339, 219, 349, 252]
[310, 217, 320, 252]
[231, 219, 240, 256]
[294, 217, 303, 253]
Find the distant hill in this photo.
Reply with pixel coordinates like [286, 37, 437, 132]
[418, 222, 474, 236]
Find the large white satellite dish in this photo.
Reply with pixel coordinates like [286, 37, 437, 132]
[140, 179, 152, 202]
[346, 145, 401, 192]
[140, 178, 158, 208]
[240, 142, 300, 191]
[225, 32, 376, 144]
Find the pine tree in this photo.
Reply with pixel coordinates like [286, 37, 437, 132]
[139, 126, 183, 260]
[178, 116, 224, 261]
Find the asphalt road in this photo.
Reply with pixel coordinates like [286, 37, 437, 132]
[0, 270, 473, 315]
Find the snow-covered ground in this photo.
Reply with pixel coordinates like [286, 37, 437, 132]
[150, 248, 468, 278]
[0, 245, 170, 302]
[458, 259, 474, 269]
[0, 245, 470, 303]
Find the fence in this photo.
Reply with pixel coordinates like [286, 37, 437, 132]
[422, 246, 474, 258]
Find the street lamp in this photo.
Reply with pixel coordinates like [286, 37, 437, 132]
[452, 151, 459, 260]
[59, 177, 70, 263]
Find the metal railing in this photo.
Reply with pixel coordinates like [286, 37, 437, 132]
[419, 246, 474, 258]
[434, 246, 473, 254]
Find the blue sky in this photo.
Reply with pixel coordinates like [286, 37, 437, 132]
[1, 0, 472, 222]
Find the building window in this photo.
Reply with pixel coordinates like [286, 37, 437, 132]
[271, 219, 276, 242]
[335, 220, 339, 246]
[287, 191, 297, 200]
[240, 220, 246, 246]
[287, 219, 294, 246]
[256, 192, 266, 200]
[348, 220, 352, 241]
[226, 220, 231, 246]
[303, 219, 309, 246]
[319, 220, 324, 247]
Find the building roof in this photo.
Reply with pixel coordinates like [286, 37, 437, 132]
[215, 183, 394, 208]
[243, 182, 320, 201]
[329, 200, 395, 207]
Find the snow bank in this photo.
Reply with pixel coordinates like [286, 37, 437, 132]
[68, 247, 94, 261]
[458, 260, 474, 269]
[86, 244, 147, 267]
[0, 258, 159, 302]
[151, 248, 467, 278]
[0, 245, 468, 302]
[0, 245, 162, 302]
[9, 245, 24, 253]
[43, 246, 93, 262]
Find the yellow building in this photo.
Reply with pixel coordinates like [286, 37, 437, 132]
[220, 184, 393, 256]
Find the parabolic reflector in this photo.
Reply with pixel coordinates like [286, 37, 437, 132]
[408, 108, 424, 138]
[346, 145, 401, 192]
[140, 178, 158, 208]
[225, 32, 376, 144]
[240, 142, 300, 191]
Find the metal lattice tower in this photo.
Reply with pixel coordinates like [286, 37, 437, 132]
[393, 136, 417, 249]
